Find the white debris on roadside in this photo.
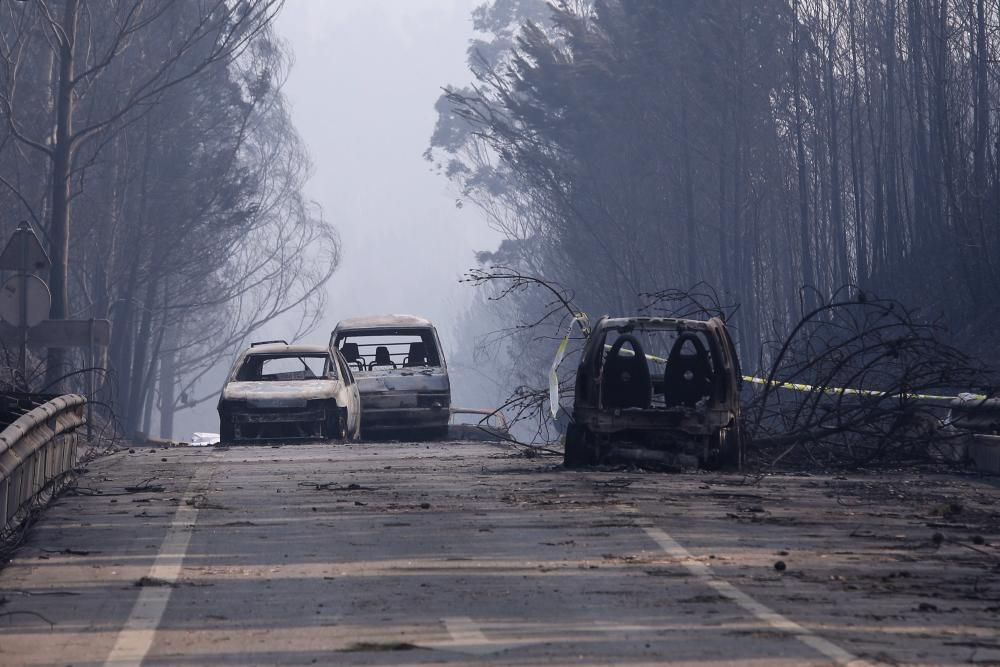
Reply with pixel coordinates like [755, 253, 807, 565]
[191, 432, 220, 447]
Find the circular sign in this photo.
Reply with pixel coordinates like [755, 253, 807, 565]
[0, 274, 50, 327]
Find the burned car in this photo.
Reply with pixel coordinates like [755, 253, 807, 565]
[331, 315, 450, 438]
[565, 316, 742, 469]
[218, 341, 361, 444]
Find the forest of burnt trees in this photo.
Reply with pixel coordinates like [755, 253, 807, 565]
[0, 0, 337, 437]
[432, 0, 1000, 383]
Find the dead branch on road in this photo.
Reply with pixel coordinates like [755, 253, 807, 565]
[747, 287, 995, 469]
[462, 267, 587, 447]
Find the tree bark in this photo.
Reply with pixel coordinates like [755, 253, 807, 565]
[792, 1, 815, 307]
[44, 0, 80, 389]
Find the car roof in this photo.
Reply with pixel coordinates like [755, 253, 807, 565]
[334, 314, 435, 330]
[244, 343, 331, 355]
[599, 316, 717, 330]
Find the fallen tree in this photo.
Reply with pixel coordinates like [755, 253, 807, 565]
[746, 287, 995, 470]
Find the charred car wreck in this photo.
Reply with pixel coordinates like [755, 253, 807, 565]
[331, 315, 451, 439]
[565, 316, 743, 469]
[218, 342, 361, 444]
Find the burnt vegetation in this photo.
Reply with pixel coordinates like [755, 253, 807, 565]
[433, 0, 1000, 467]
[0, 0, 337, 438]
[463, 268, 996, 469]
[747, 289, 994, 469]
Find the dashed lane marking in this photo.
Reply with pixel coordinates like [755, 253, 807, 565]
[426, 616, 537, 655]
[443, 616, 490, 645]
[641, 525, 873, 667]
[103, 452, 221, 667]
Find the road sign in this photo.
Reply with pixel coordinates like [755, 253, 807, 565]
[0, 274, 50, 327]
[0, 222, 50, 273]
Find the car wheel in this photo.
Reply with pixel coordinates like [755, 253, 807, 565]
[564, 422, 598, 468]
[705, 424, 742, 470]
[325, 407, 348, 442]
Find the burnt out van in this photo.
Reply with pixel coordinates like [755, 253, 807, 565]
[331, 315, 451, 439]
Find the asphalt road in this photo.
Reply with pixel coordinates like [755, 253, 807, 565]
[1, 440, 998, 666]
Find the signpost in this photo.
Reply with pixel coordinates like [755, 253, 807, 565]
[0, 274, 51, 325]
[0, 222, 111, 440]
[0, 223, 51, 378]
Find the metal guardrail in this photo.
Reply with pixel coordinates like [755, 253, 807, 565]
[966, 434, 1000, 474]
[947, 396, 1000, 474]
[450, 407, 510, 432]
[0, 394, 86, 536]
[948, 396, 1000, 434]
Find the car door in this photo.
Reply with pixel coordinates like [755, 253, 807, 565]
[710, 317, 742, 411]
[333, 349, 362, 438]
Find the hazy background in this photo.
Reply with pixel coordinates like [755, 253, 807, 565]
[169, 1, 505, 435]
[274, 0, 499, 354]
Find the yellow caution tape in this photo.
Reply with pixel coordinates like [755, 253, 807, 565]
[550, 314, 588, 418]
[740, 375, 986, 402]
[603, 344, 986, 403]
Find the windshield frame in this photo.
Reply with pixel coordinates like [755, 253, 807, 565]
[231, 352, 337, 382]
[332, 326, 445, 370]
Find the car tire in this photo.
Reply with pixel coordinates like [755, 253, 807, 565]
[564, 423, 598, 468]
[705, 424, 742, 470]
[325, 407, 348, 442]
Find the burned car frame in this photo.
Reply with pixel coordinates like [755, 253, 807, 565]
[565, 316, 743, 469]
[217, 341, 362, 444]
[331, 315, 451, 438]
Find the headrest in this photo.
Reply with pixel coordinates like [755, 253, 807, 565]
[405, 342, 427, 366]
[341, 343, 360, 361]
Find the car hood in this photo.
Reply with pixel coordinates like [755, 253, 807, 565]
[222, 380, 340, 402]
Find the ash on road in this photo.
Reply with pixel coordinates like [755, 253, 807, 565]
[1, 441, 998, 666]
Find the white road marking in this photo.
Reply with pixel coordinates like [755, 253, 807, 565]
[429, 616, 532, 655]
[642, 525, 873, 667]
[443, 616, 490, 645]
[103, 454, 220, 667]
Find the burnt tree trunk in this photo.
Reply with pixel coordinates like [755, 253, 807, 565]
[44, 0, 80, 390]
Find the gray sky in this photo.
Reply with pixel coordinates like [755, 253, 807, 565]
[179, 1, 502, 434]
[274, 1, 500, 347]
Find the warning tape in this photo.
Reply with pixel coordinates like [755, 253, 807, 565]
[549, 314, 588, 418]
[739, 375, 987, 403]
[601, 344, 986, 403]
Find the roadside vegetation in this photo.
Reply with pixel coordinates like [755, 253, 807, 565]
[0, 0, 338, 437]
[431, 0, 1000, 452]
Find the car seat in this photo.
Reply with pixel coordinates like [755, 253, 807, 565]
[369, 346, 396, 370]
[662, 333, 713, 407]
[404, 342, 427, 367]
[341, 343, 364, 370]
[601, 335, 652, 409]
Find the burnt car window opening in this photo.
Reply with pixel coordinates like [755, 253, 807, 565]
[236, 354, 333, 382]
[662, 333, 714, 407]
[603, 328, 717, 406]
[602, 335, 652, 409]
[335, 329, 441, 369]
